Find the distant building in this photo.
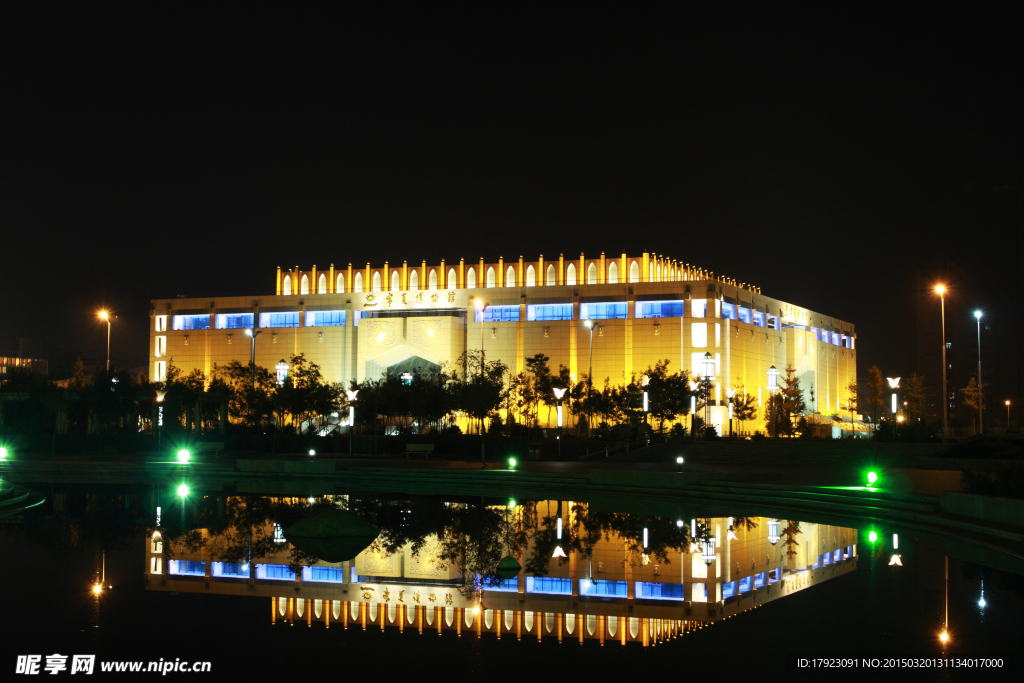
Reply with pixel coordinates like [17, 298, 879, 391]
[0, 356, 48, 379]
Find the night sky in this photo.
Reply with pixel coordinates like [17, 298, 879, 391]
[3, 7, 1022, 396]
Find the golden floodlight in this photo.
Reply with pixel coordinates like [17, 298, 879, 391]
[98, 310, 109, 320]
[934, 285, 945, 295]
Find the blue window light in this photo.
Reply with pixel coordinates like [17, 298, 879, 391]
[303, 566, 346, 582]
[305, 311, 347, 327]
[823, 552, 832, 566]
[833, 549, 842, 563]
[721, 302, 737, 320]
[812, 556, 821, 569]
[582, 580, 627, 597]
[257, 564, 296, 580]
[353, 311, 361, 327]
[832, 332, 841, 346]
[768, 568, 781, 583]
[216, 313, 254, 329]
[260, 312, 299, 328]
[722, 581, 737, 599]
[636, 301, 685, 319]
[754, 571, 767, 589]
[846, 545, 853, 559]
[752, 311, 766, 327]
[692, 583, 707, 601]
[739, 576, 753, 594]
[738, 307, 752, 324]
[635, 582, 686, 600]
[477, 306, 520, 323]
[527, 304, 573, 321]
[767, 315, 780, 330]
[525, 576, 572, 594]
[212, 562, 248, 577]
[169, 560, 206, 576]
[173, 315, 210, 331]
[811, 327, 821, 341]
[580, 302, 627, 320]
[477, 576, 518, 592]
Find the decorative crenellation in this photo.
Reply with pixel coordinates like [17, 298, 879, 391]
[274, 252, 762, 296]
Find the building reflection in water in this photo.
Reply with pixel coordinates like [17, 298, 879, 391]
[146, 497, 857, 646]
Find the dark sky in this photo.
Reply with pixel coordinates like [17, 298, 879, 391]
[3, 7, 1022, 394]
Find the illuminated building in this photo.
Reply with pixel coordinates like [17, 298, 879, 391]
[145, 505, 856, 645]
[149, 252, 857, 432]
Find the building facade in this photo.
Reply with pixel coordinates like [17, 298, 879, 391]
[149, 251, 857, 432]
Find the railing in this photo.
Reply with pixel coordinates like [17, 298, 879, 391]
[581, 426, 674, 460]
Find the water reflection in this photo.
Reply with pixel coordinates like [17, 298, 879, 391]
[147, 495, 857, 646]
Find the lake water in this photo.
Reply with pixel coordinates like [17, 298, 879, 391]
[1, 482, 1020, 680]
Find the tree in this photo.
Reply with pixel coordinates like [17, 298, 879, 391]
[904, 372, 927, 421]
[730, 387, 758, 430]
[961, 377, 985, 432]
[643, 359, 690, 431]
[866, 365, 885, 426]
[844, 379, 859, 420]
[779, 363, 806, 432]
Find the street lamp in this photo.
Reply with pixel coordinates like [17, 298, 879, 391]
[275, 359, 289, 386]
[346, 390, 359, 458]
[974, 311, 983, 434]
[584, 320, 599, 435]
[553, 387, 567, 461]
[1007, 400, 1012, 428]
[767, 365, 779, 439]
[98, 310, 112, 371]
[887, 377, 900, 419]
[155, 390, 166, 449]
[701, 526, 716, 566]
[767, 518, 780, 545]
[244, 329, 262, 390]
[552, 501, 566, 558]
[935, 285, 948, 441]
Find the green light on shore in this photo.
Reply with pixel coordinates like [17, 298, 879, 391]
[0, 447, 7, 461]
[177, 484, 190, 498]
[508, 458, 517, 470]
[177, 449, 191, 463]
[868, 530, 878, 543]
[867, 471, 878, 486]
[508, 498, 517, 509]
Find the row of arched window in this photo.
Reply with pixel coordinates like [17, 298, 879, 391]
[280, 259, 687, 295]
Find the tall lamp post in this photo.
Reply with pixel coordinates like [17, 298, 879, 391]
[244, 329, 262, 390]
[346, 390, 359, 458]
[275, 359, 289, 386]
[475, 300, 488, 378]
[688, 380, 699, 439]
[701, 352, 715, 434]
[726, 388, 736, 438]
[641, 374, 650, 426]
[767, 365, 779, 439]
[553, 387, 567, 460]
[936, 285, 948, 441]
[155, 390, 166, 450]
[1006, 400, 1012, 429]
[583, 321, 598, 435]
[98, 310, 112, 371]
[974, 310, 984, 434]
